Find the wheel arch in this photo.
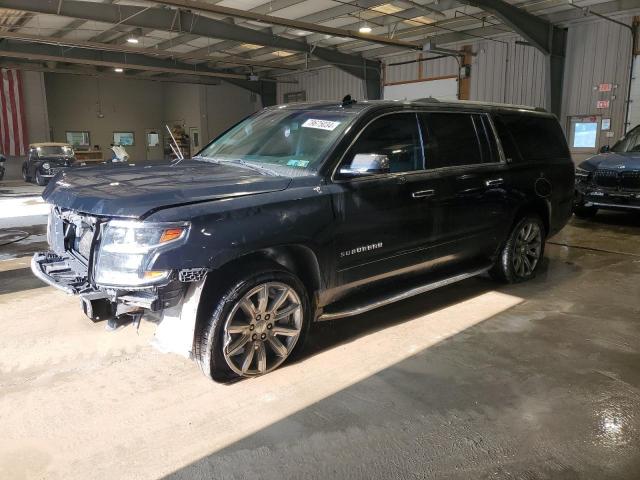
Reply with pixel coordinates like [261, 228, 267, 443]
[511, 198, 551, 236]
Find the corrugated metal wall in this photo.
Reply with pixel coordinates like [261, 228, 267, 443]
[276, 14, 636, 143]
[470, 35, 547, 108]
[277, 67, 366, 104]
[383, 51, 458, 83]
[561, 15, 634, 140]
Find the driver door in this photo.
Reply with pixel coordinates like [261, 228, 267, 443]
[329, 112, 449, 287]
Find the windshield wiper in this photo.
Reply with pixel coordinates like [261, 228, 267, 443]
[192, 156, 277, 176]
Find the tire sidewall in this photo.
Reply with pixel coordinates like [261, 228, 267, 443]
[196, 267, 311, 382]
[497, 215, 546, 283]
[35, 169, 47, 186]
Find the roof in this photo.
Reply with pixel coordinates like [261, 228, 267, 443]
[30, 142, 72, 148]
[271, 98, 549, 115]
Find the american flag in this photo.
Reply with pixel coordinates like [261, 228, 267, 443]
[0, 68, 28, 156]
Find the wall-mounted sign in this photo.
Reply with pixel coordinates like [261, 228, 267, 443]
[601, 118, 611, 130]
[596, 100, 610, 109]
[598, 83, 613, 92]
[606, 131, 615, 138]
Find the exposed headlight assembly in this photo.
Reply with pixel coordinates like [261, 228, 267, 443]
[94, 220, 190, 287]
[42, 162, 50, 170]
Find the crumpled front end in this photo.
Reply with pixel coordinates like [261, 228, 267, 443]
[576, 166, 640, 211]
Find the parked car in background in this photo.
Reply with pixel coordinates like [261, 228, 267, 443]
[23, 142, 76, 186]
[31, 99, 574, 382]
[574, 124, 640, 217]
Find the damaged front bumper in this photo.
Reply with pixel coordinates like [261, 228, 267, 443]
[31, 251, 187, 320]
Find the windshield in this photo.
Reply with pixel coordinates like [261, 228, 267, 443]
[197, 108, 356, 175]
[611, 127, 640, 153]
[37, 146, 74, 157]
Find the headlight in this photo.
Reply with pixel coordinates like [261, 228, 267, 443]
[575, 167, 591, 179]
[94, 220, 189, 287]
[42, 162, 50, 170]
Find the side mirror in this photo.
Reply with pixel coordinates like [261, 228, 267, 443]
[339, 153, 390, 177]
[599, 145, 610, 153]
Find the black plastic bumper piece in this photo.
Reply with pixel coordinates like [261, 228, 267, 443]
[80, 292, 115, 322]
[31, 252, 92, 295]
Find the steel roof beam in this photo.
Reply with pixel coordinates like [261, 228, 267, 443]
[0, 0, 381, 98]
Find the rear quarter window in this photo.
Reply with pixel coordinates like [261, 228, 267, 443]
[495, 113, 569, 162]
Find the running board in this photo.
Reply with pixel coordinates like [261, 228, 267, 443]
[318, 265, 491, 321]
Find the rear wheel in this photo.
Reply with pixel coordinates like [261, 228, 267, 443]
[490, 215, 545, 283]
[194, 265, 310, 382]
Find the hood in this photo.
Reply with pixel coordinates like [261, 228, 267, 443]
[579, 151, 640, 171]
[42, 160, 292, 218]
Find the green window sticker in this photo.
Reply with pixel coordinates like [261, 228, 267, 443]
[287, 159, 310, 168]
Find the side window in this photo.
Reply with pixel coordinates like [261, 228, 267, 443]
[420, 113, 483, 169]
[496, 114, 569, 161]
[492, 115, 522, 163]
[341, 113, 423, 174]
[476, 115, 500, 163]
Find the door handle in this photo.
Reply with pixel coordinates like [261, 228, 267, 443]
[485, 178, 504, 187]
[412, 189, 435, 198]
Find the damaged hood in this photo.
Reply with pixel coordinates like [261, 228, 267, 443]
[580, 151, 640, 171]
[42, 160, 292, 218]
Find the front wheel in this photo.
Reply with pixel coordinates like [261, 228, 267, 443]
[35, 169, 47, 186]
[490, 215, 545, 284]
[573, 204, 598, 219]
[194, 265, 310, 382]
[22, 164, 31, 183]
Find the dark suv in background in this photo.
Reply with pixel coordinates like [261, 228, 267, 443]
[574, 124, 640, 217]
[31, 99, 574, 382]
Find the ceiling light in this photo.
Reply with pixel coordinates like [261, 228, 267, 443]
[359, 23, 372, 34]
[126, 37, 139, 44]
[114, 67, 124, 73]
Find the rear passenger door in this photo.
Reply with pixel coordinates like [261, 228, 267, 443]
[419, 111, 510, 259]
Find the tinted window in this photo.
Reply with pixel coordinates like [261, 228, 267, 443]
[420, 113, 483, 169]
[496, 114, 569, 161]
[342, 113, 423, 174]
[492, 115, 522, 163]
[476, 115, 500, 163]
[612, 126, 640, 153]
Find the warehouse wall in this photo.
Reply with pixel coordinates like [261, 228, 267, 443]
[561, 14, 635, 149]
[46, 74, 164, 162]
[22, 71, 50, 144]
[45, 75, 260, 162]
[277, 67, 366, 104]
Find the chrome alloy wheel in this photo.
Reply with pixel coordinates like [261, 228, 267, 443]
[513, 221, 542, 277]
[222, 282, 303, 377]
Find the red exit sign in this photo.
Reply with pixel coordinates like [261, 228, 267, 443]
[596, 100, 610, 109]
[598, 83, 613, 92]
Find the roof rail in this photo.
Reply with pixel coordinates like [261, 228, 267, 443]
[414, 97, 441, 103]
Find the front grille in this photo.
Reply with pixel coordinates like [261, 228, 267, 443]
[594, 168, 640, 191]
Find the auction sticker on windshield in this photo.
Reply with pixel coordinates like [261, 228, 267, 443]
[302, 119, 341, 131]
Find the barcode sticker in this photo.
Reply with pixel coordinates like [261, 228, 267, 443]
[302, 119, 341, 131]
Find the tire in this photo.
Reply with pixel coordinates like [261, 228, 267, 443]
[35, 169, 47, 186]
[194, 263, 310, 382]
[490, 215, 546, 284]
[22, 164, 31, 183]
[573, 205, 598, 219]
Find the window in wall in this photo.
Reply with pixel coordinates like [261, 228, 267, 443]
[341, 113, 423, 174]
[66, 131, 90, 149]
[571, 121, 598, 148]
[146, 132, 160, 147]
[114, 131, 135, 146]
[420, 112, 483, 169]
[283, 91, 306, 103]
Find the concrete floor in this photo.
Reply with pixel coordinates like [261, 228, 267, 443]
[1, 182, 639, 479]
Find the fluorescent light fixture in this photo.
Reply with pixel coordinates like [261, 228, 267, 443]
[359, 23, 372, 34]
[126, 37, 139, 44]
[114, 67, 124, 73]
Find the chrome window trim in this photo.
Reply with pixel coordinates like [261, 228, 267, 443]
[330, 109, 505, 184]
